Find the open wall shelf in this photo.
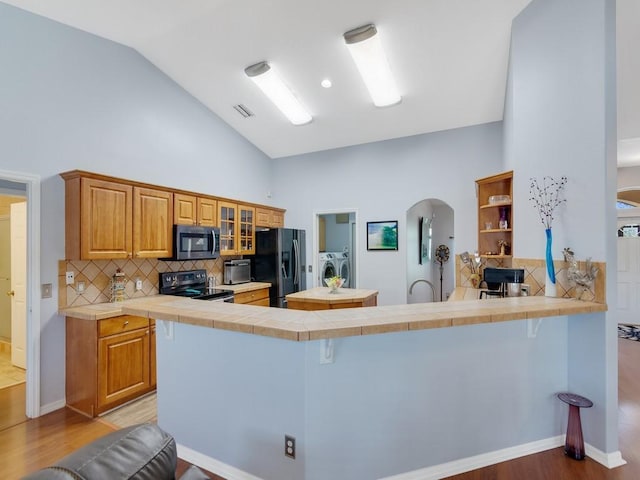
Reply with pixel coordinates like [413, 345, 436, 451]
[476, 171, 513, 258]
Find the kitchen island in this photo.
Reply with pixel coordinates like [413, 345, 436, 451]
[286, 286, 378, 310]
[97, 295, 609, 480]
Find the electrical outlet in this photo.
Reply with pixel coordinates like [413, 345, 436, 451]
[285, 435, 295, 459]
[65, 271, 74, 285]
[135, 278, 143, 291]
[308, 265, 312, 273]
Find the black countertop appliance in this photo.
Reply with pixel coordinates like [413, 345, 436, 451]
[480, 267, 525, 299]
[252, 228, 306, 308]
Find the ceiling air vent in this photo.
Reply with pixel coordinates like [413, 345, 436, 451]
[233, 104, 254, 118]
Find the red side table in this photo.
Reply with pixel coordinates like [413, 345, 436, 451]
[557, 392, 593, 460]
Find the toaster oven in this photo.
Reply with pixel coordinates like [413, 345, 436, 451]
[224, 259, 251, 285]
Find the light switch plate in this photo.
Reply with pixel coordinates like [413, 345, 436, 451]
[41, 283, 52, 299]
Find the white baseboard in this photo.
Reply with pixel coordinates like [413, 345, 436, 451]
[39, 399, 66, 416]
[177, 437, 627, 480]
[380, 435, 565, 480]
[584, 443, 626, 468]
[177, 444, 264, 480]
[380, 436, 627, 480]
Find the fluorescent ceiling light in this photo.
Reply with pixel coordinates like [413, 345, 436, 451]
[244, 62, 312, 126]
[343, 24, 401, 107]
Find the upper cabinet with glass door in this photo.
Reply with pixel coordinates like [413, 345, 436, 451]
[218, 201, 255, 255]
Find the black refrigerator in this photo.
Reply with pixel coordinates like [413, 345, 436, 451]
[252, 228, 306, 308]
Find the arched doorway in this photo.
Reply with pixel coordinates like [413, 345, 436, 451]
[406, 199, 454, 303]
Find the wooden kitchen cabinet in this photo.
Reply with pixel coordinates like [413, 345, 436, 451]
[65, 176, 133, 260]
[66, 314, 155, 417]
[62, 171, 173, 260]
[233, 287, 270, 306]
[133, 187, 173, 258]
[476, 170, 513, 258]
[218, 201, 255, 255]
[174, 193, 217, 227]
[256, 207, 285, 228]
[62, 170, 284, 260]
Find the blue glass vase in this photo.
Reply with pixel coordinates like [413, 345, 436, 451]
[545, 228, 557, 296]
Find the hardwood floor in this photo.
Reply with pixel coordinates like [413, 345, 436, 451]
[2, 338, 639, 479]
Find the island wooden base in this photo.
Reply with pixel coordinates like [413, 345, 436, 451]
[286, 287, 378, 311]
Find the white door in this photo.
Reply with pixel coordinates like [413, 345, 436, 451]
[10, 202, 26, 369]
[617, 236, 640, 325]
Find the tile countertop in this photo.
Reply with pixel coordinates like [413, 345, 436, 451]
[58, 294, 607, 342]
[449, 287, 484, 301]
[60, 282, 606, 341]
[59, 282, 271, 321]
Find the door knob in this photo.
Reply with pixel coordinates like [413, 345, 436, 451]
[6, 290, 14, 297]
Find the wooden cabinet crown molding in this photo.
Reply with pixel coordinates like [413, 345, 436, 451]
[60, 169, 286, 214]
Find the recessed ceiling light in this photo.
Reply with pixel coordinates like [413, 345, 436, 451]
[321, 79, 332, 89]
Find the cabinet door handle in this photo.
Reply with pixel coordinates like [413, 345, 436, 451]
[123, 320, 129, 327]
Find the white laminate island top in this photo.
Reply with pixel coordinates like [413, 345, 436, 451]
[60, 292, 606, 342]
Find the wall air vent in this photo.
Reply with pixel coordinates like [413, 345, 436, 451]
[233, 104, 254, 118]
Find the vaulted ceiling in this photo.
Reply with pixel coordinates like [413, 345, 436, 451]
[3, 0, 638, 164]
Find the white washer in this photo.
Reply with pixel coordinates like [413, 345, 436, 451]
[318, 253, 338, 286]
[333, 252, 351, 288]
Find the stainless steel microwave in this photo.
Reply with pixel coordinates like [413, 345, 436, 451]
[166, 225, 220, 261]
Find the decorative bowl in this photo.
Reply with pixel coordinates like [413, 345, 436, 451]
[324, 276, 344, 292]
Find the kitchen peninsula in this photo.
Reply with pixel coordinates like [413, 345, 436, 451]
[99, 294, 607, 480]
[286, 287, 378, 310]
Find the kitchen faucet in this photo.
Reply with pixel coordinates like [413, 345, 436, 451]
[409, 279, 436, 302]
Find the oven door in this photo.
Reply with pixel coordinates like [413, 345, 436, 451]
[173, 225, 220, 260]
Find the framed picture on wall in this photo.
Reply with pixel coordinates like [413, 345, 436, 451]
[367, 220, 398, 251]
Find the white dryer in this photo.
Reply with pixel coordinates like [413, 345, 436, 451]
[333, 252, 351, 288]
[318, 253, 338, 286]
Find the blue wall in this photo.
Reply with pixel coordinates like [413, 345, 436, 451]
[157, 316, 570, 480]
[505, 0, 618, 453]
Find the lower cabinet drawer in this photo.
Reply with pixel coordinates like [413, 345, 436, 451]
[247, 297, 270, 307]
[234, 288, 269, 305]
[99, 315, 149, 337]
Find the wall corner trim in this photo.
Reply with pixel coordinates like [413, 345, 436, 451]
[584, 443, 627, 469]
